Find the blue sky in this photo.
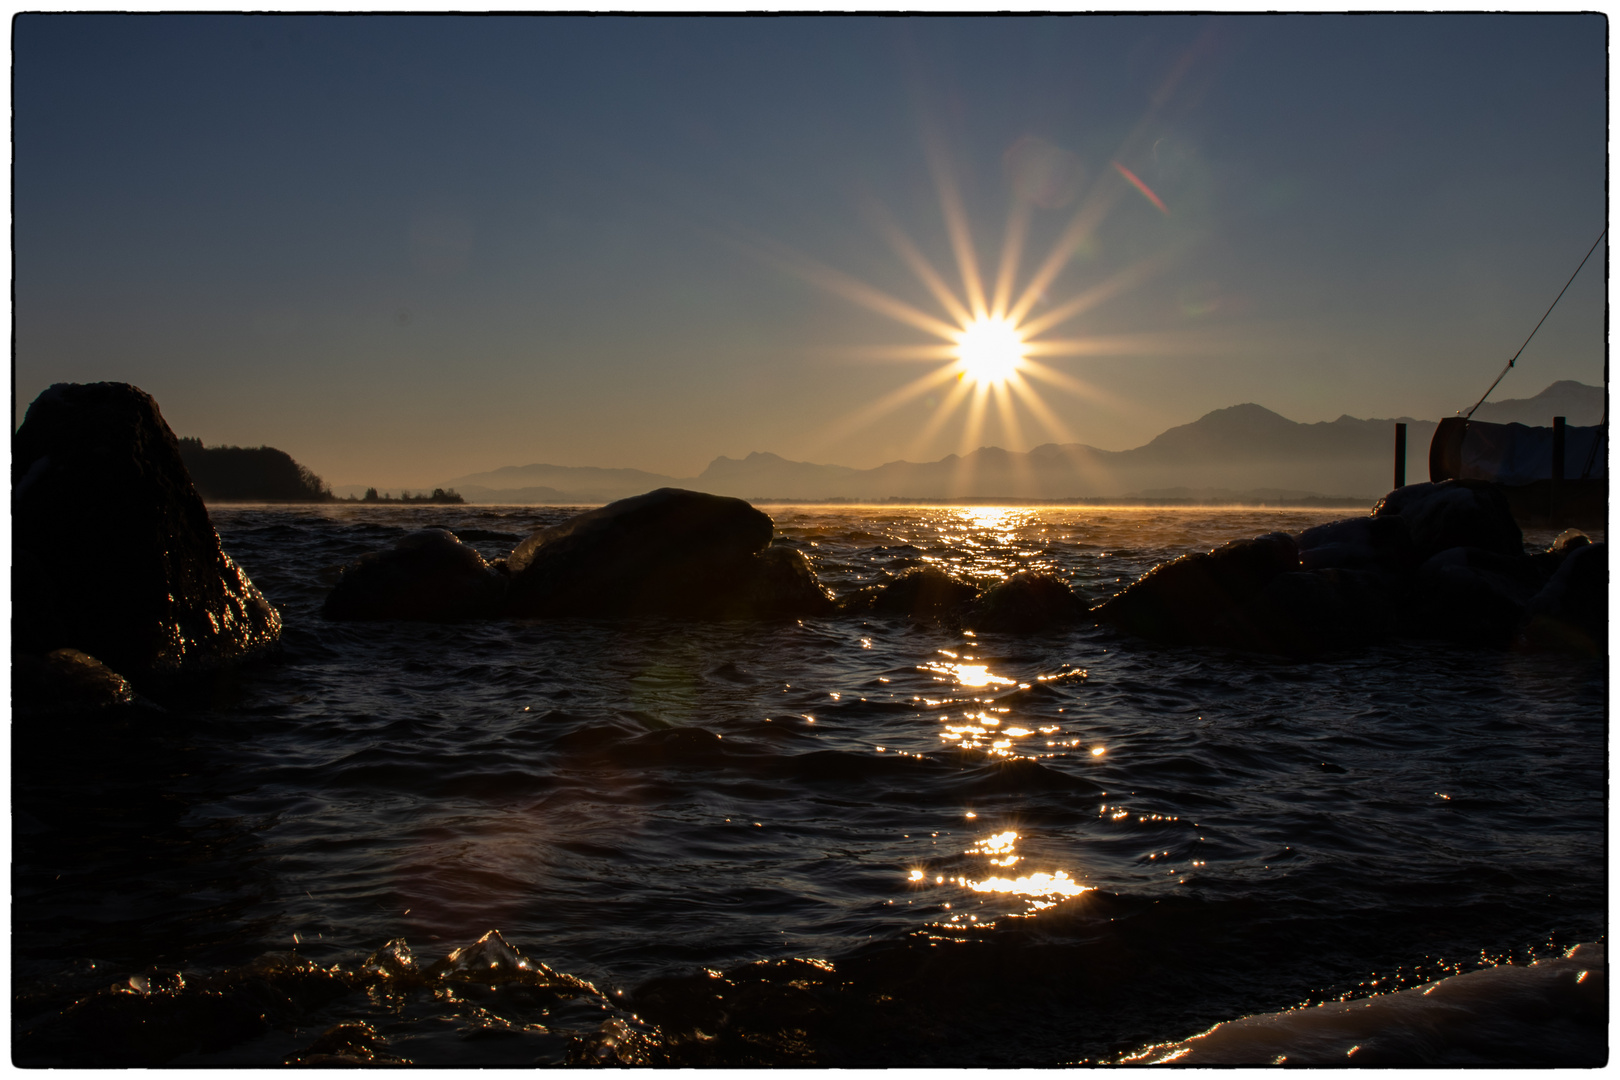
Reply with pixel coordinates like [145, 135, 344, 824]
[15, 14, 1606, 488]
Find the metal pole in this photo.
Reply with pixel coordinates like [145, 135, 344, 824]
[1552, 416, 1566, 521]
[1394, 423, 1407, 489]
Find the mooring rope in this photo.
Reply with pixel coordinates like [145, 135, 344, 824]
[1461, 227, 1607, 420]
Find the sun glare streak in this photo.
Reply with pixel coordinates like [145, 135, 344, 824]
[990, 197, 1034, 320]
[807, 365, 964, 459]
[1005, 190, 1123, 326]
[925, 133, 990, 320]
[865, 199, 976, 328]
[812, 343, 962, 363]
[773, 44, 1225, 463]
[1017, 257, 1169, 339]
[1112, 161, 1170, 216]
[741, 233, 963, 341]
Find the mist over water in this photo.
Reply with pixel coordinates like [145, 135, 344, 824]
[14, 504, 1605, 1065]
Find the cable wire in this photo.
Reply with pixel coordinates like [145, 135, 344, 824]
[1461, 227, 1607, 419]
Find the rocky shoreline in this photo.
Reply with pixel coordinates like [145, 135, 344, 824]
[13, 382, 1606, 723]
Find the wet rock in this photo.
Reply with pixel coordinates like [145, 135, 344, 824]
[847, 566, 980, 619]
[718, 545, 836, 620]
[13, 382, 281, 680]
[14, 952, 354, 1067]
[964, 572, 1086, 633]
[1091, 533, 1299, 647]
[1520, 542, 1606, 656]
[1402, 546, 1547, 647]
[322, 529, 508, 621]
[1371, 480, 1523, 561]
[13, 648, 137, 717]
[1297, 514, 1417, 573]
[504, 488, 823, 619]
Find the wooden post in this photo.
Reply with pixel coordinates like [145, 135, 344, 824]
[1393, 422, 1407, 489]
[1552, 415, 1566, 520]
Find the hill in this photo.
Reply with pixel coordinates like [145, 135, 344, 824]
[441, 381, 1602, 504]
[178, 438, 332, 502]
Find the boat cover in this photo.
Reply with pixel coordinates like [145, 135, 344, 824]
[1430, 416, 1606, 484]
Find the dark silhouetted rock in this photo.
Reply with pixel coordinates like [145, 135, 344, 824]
[965, 572, 1086, 633]
[845, 566, 980, 619]
[322, 529, 509, 621]
[1237, 567, 1398, 655]
[1371, 480, 1523, 561]
[13, 648, 136, 717]
[1091, 532, 1299, 646]
[504, 488, 824, 619]
[1520, 542, 1606, 656]
[13, 383, 282, 680]
[1402, 546, 1547, 646]
[717, 545, 835, 620]
[1297, 514, 1417, 573]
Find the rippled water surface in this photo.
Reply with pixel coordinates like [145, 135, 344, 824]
[14, 504, 1606, 1065]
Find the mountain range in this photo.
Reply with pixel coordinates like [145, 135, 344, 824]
[418, 380, 1602, 505]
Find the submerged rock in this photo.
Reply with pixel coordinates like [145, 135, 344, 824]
[843, 565, 981, 619]
[504, 488, 827, 619]
[1371, 480, 1523, 561]
[12, 649, 138, 718]
[13, 382, 281, 680]
[322, 529, 509, 621]
[964, 572, 1087, 633]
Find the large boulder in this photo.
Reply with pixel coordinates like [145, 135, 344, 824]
[1401, 546, 1548, 647]
[1371, 480, 1523, 561]
[13, 383, 281, 679]
[322, 530, 509, 621]
[1237, 567, 1399, 656]
[1297, 514, 1417, 573]
[502, 488, 826, 619]
[1091, 532, 1299, 646]
[1520, 542, 1606, 656]
[964, 571, 1086, 633]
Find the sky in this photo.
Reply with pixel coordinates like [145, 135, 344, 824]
[14, 14, 1608, 490]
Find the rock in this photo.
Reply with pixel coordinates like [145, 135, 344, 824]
[13, 383, 281, 680]
[964, 572, 1086, 633]
[1520, 542, 1606, 655]
[503, 488, 824, 619]
[1238, 567, 1399, 656]
[1091, 532, 1299, 646]
[715, 545, 835, 620]
[13, 649, 136, 717]
[846, 566, 980, 619]
[322, 529, 509, 621]
[1297, 514, 1417, 573]
[1402, 546, 1547, 646]
[1371, 480, 1523, 561]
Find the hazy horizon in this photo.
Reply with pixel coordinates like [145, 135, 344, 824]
[16, 15, 1606, 489]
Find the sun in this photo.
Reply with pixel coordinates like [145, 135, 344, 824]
[956, 317, 1026, 387]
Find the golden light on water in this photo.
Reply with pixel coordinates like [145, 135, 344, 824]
[965, 870, 1087, 898]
